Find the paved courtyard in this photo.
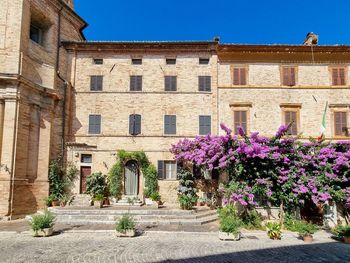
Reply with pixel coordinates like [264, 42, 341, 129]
[0, 231, 349, 263]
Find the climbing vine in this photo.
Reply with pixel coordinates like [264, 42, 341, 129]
[108, 150, 158, 198]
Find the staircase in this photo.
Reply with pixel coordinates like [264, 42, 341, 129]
[49, 207, 218, 226]
[69, 194, 91, 207]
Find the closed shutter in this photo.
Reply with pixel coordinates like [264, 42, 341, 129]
[137, 76, 142, 90]
[199, 115, 211, 135]
[90, 76, 103, 91]
[290, 68, 296, 86]
[129, 114, 134, 135]
[89, 115, 101, 134]
[134, 114, 141, 135]
[233, 68, 246, 85]
[199, 76, 211, 91]
[233, 68, 240, 85]
[205, 76, 211, 91]
[176, 161, 182, 180]
[332, 69, 339, 86]
[130, 76, 142, 91]
[339, 68, 345, 85]
[282, 67, 296, 86]
[157, 160, 164, 179]
[285, 111, 297, 135]
[332, 68, 346, 86]
[240, 68, 246, 85]
[165, 76, 177, 91]
[164, 115, 176, 134]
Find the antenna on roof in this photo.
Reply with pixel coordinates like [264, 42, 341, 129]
[303, 32, 318, 46]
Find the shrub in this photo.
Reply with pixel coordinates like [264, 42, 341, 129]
[94, 193, 104, 201]
[240, 209, 263, 230]
[218, 205, 242, 235]
[150, 192, 161, 202]
[29, 210, 55, 233]
[333, 225, 350, 238]
[296, 221, 318, 237]
[109, 161, 123, 198]
[178, 194, 197, 210]
[116, 214, 136, 232]
[48, 159, 65, 200]
[284, 214, 302, 232]
[43, 195, 55, 207]
[266, 222, 282, 240]
[86, 172, 107, 197]
[143, 164, 158, 198]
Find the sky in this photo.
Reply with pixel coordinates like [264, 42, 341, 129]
[75, 0, 350, 45]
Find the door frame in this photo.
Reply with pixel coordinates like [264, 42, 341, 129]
[124, 160, 140, 195]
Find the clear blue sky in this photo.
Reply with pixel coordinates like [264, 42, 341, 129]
[75, 0, 350, 45]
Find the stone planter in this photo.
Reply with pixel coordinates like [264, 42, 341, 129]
[32, 227, 53, 237]
[145, 198, 159, 208]
[302, 235, 313, 243]
[219, 231, 241, 241]
[94, 200, 103, 208]
[344, 236, 350, 244]
[116, 229, 136, 237]
[51, 200, 60, 207]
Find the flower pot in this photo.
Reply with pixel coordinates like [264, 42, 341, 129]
[60, 201, 66, 207]
[94, 200, 103, 208]
[344, 236, 350, 244]
[303, 235, 313, 243]
[219, 231, 241, 241]
[145, 198, 153, 206]
[116, 229, 136, 237]
[51, 200, 60, 207]
[32, 227, 53, 237]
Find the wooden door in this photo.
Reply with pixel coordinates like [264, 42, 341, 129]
[124, 160, 139, 195]
[80, 166, 91, 194]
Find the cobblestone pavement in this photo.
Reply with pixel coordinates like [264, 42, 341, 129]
[0, 231, 349, 263]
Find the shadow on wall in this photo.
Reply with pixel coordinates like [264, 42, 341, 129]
[152, 241, 350, 263]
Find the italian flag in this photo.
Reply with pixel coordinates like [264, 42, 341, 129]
[318, 102, 328, 141]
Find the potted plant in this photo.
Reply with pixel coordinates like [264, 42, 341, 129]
[333, 225, 350, 244]
[218, 204, 242, 241]
[197, 197, 206, 206]
[297, 221, 318, 243]
[51, 195, 61, 207]
[28, 210, 55, 237]
[178, 194, 197, 210]
[43, 195, 55, 207]
[59, 194, 71, 207]
[150, 192, 161, 207]
[93, 193, 105, 208]
[266, 222, 282, 240]
[116, 214, 136, 237]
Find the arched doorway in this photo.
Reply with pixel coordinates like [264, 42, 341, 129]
[124, 160, 139, 195]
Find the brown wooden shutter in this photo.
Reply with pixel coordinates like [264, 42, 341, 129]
[233, 68, 240, 85]
[240, 68, 246, 85]
[339, 68, 345, 85]
[241, 111, 247, 132]
[290, 68, 296, 86]
[332, 69, 339, 86]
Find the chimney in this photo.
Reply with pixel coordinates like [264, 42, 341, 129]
[213, 36, 220, 42]
[303, 32, 318, 45]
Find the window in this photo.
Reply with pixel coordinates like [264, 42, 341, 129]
[130, 75, 142, 91]
[93, 58, 103, 65]
[232, 67, 247, 85]
[81, 154, 92, 163]
[90, 76, 103, 91]
[233, 110, 247, 135]
[165, 76, 177, 91]
[334, 111, 348, 136]
[129, 114, 141, 135]
[132, 58, 142, 65]
[198, 76, 211, 91]
[199, 58, 210, 65]
[166, 58, 176, 65]
[331, 67, 346, 86]
[281, 67, 296, 86]
[88, 114, 101, 134]
[164, 115, 176, 134]
[158, 160, 177, 180]
[30, 24, 43, 45]
[199, 115, 211, 135]
[284, 111, 298, 135]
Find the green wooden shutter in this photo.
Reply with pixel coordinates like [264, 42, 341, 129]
[157, 160, 164, 179]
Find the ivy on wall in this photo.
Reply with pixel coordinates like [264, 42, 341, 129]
[108, 150, 158, 198]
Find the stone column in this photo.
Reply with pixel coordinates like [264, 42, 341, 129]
[0, 97, 18, 216]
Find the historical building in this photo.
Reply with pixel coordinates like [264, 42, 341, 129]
[0, 0, 86, 219]
[1, 0, 350, 217]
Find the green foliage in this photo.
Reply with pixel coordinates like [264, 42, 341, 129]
[150, 192, 161, 202]
[178, 195, 197, 210]
[266, 222, 282, 240]
[43, 195, 55, 207]
[108, 150, 158, 198]
[240, 209, 263, 230]
[297, 221, 318, 236]
[284, 213, 302, 232]
[116, 214, 136, 232]
[86, 172, 107, 197]
[333, 225, 350, 238]
[218, 205, 242, 234]
[29, 210, 55, 232]
[94, 193, 104, 201]
[177, 168, 198, 210]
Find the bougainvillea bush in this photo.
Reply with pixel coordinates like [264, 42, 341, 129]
[170, 124, 350, 213]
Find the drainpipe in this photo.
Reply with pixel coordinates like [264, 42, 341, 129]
[56, 6, 68, 165]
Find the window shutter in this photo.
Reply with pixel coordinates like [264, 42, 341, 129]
[171, 115, 176, 134]
[233, 68, 239, 85]
[135, 114, 141, 135]
[339, 68, 345, 85]
[90, 76, 95, 90]
[241, 111, 247, 133]
[89, 115, 101, 134]
[172, 76, 177, 91]
[199, 115, 211, 135]
[157, 160, 164, 179]
[240, 68, 246, 85]
[130, 76, 135, 91]
[165, 76, 170, 91]
[176, 161, 182, 180]
[290, 68, 296, 86]
[282, 68, 289, 86]
[137, 76, 142, 90]
[198, 76, 203, 91]
[332, 69, 339, 86]
[164, 115, 170, 134]
[129, 114, 135, 135]
[205, 76, 211, 91]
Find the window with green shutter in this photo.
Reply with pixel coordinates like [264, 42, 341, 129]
[199, 115, 211, 135]
[198, 76, 211, 91]
[88, 114, 101, 134]
[164, 115, 176, 134]
[90, 76, 103, 91]
[165, 76, 177, 91]
[158, 160, 177, 180]
[129, 114, 141, 135]
[130, 75, 142, 91]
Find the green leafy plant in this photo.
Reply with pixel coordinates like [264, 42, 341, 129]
[218, 205, 242, 235]
[143, 164, 158, 198]
[59, 194, 71, 206]
[116, 214, 136, 232]
[29, 210, 55, 233]
[94, 193, 105, 201]
[43, 195, 55, 207]
[177, 168, 198, 210]
[178, 194, 197, 210]
[48, 158, 65, 200]
[333, 225, 350, 238]
[240, 209, 263, 230]
[150, 192, 161, 202]
[266, 222, 282, 240]
[284, 213, 302, 232]
[86, 172, 107, 197]
[297, 221, 318, 237]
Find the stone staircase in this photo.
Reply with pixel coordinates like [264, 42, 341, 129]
[49, 207, 218, 226]
[69, 194, 91, 207]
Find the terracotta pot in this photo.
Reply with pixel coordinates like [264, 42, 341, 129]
[344, 236, 350, 244]
[51, 200, 60, 207]
[303, 235, 313, 243]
